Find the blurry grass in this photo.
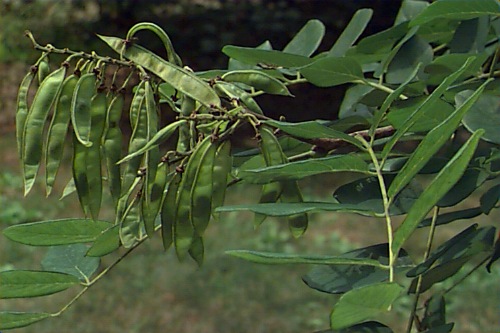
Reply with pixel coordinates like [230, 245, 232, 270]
[1, 133, 499, 332]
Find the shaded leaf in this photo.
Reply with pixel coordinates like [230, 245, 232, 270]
[386, 35, 433, 84]
[0, 312, 51, 330]
[303, 244, 411, 294]
[449, 17, 489, 54]
[480, 184, 500, 214]
[419, 207, 482, 228]
[460, 91, 500, 144]
[3, 219, 112, 246]
[330, 282, 404, 330]
[0, 270, 79, 298]
[421, 295, 446, 330]
[86, 225, 121, 257]
[317, 321, 393, 333]
[221, 70, 291, 96]
[437, 169, 488, 207]
[41, 244, 100, 280]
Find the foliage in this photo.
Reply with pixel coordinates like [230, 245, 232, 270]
[2, 0, 500, 331]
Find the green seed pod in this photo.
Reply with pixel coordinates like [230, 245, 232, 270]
[22, 66, 66, 195]
[71, 73, 97, 147]
[15, 68, 36, 158]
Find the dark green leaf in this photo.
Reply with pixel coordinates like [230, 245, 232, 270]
[41, 244, 100, 280]
[419, 207, 482, 228]
[437, 169, 488, 207]
[421, 323, 455, 333]
[421, 295, 447, 330]
[329, 9, 373, 57]
[330, 282, 404, 330]
[395, 0, 429, 24]
[334, 175, 422, 216]
[240, 154, 370, 184]
[0, 270, 79, 298]
[392, 130, 484, 256]
[0, 312, 51, 330]
[410, 0, 500, 27]
[226, 250, 384, 267]
[283, 19, 325, 56]
[424, 53, 488, 86]
[356, 22, 409, 55]
[303, 244, 411, 294]
[3, 219, 112, 246]
[449, 17, 489, 54]
[460, 91, 500, 144]
[339, 85, 376, 119]
[480, 184, 500, 214]
[221, 70, 291, 96]
[300, 56, 364, 87]
[318, 321, 393, 333]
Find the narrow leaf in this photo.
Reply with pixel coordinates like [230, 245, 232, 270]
[283, 19, 325, 56]
[240, 154, 370, 184]
[86, 225, 120, 257]
[0, 312, 51, 330]
[0, 270, 79, 298]
[388, 79, 490, 199]
[222, 45, 312, 68]
[221, 70, 291, 96]
[3, 219, 112, 246]
[392, 129, 485, 256]
[330, 282, 404, 330]
[300, 56, 364, 87]
[226, 250, 384, 268]
[329, 9, 373, 57]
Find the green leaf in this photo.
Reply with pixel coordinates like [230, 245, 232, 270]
[392, 129, 485, 256]
[334, 175, 422, 216]
[283, 19, 325, 56]
[387, 97, 454, 133]
[303, 244, 411, 294]
[226, 250, 384, 268]
[0, 312, 51, 330]
[480, 184, 500, 214]
[329, 9, 373, 57]
[394, 0, 429, 24]
[461, 91, 500, 144]
[0, 270, 79, 298]
[421, 294, 447, 330]
[339, 85, 376, 119]
[265, 120, 365, 149]
[240, 154, 370, 184]
[41, 244, 100, 280]
[300, 56, 364, 87]
[386, 35, 433, 84]
[3, 219, 112, 246]
[387, 79, 490, 199]
[419, 207, 482, 228]
[356, 22, 409, 55]
[221, 70, 291, 96]
[330, 282, 404, 330]
[325, 321, 394, 333]
[424, 53, 488, 86]
[381, 56, 477, 159]
[86, 225, 121, 257]
[217, 202, 377, 217]
[222, 46, 312, 68]
[437, 169, 488, 207]
[410, 0, 500, 27]
[449, 17, 489, 54]
[98, 35, 220, 108]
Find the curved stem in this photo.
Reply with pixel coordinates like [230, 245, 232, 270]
[354, 79, 409, 100]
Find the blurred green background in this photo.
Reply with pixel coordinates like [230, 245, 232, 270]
[1, 1, 499, 332]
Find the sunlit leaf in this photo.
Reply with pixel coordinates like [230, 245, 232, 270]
[329, 9, 373, 57]
[0, 312, 51, 330]
[330, 282, 404, 330]
[283, 19, 325, 56]
[0, 270, 79, 299]
[392, 129, 484, 256]
[3, 219, 112, 246]
[410, 0, 500, 27]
